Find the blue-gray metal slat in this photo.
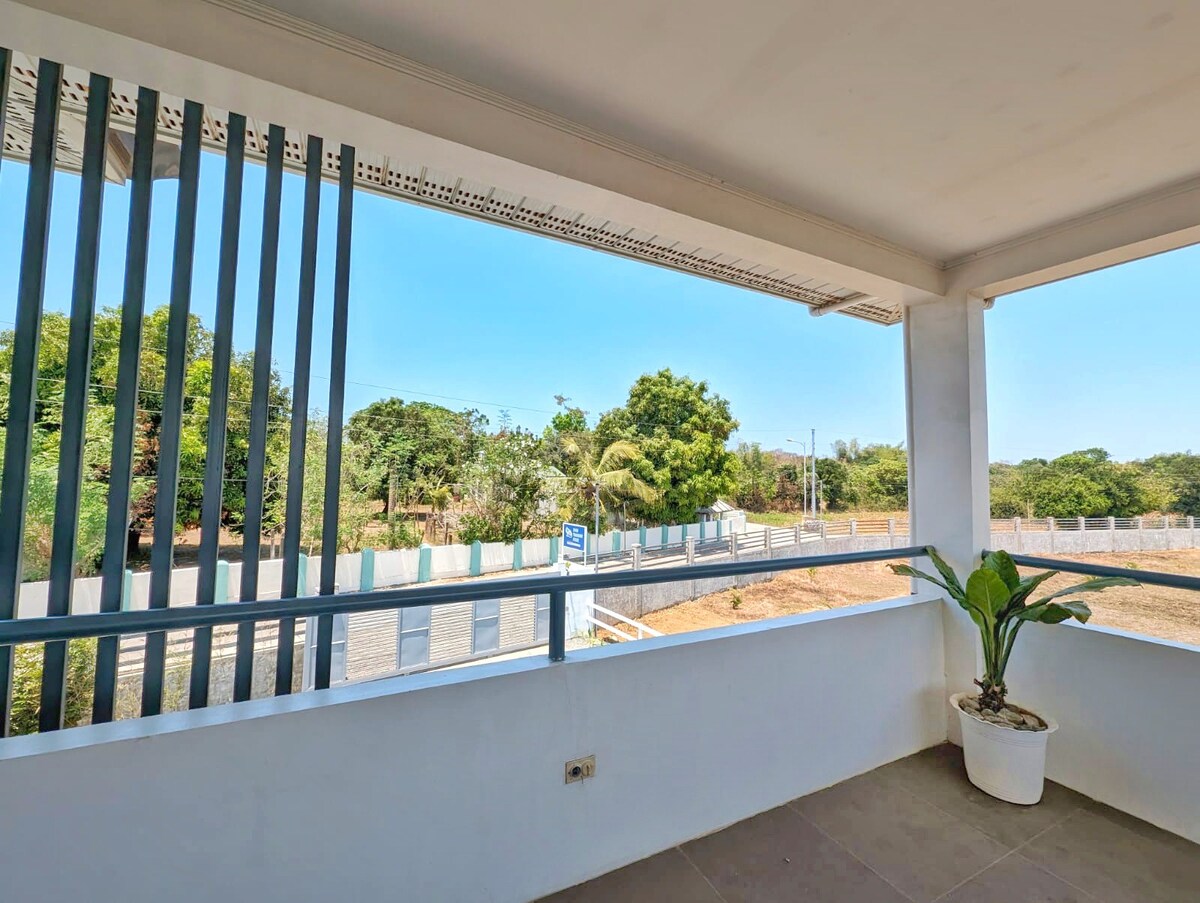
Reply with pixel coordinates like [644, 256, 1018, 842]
[0, 547, 931, 647]
[93, 86, 158, 724]
[314, 143, 355, 690]
[234, 123, 285, 702]
[141, 99, 203, 717]
[548, 589, 566, 661]
[276, 134, 323, 696]
[188, 112, 246, 709]
[0, 58, 62, 737]
[39, 72, 111, 732]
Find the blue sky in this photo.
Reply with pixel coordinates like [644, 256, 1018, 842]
[1, 151, 1196, 463]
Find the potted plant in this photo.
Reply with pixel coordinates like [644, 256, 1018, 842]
[891, 548, 1137, 804]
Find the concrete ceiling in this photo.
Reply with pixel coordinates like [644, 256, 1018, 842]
[259, 0, 1200, 265]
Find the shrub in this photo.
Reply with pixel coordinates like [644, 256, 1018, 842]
[10, 638, 97, 735]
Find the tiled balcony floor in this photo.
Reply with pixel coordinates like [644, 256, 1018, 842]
[540, 744, 1200, 903]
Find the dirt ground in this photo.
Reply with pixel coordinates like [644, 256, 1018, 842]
[635, 550, 1200, 648]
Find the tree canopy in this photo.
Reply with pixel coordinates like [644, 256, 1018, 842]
[0, 306, 290, 577]
[596, 369, 740, 524]
[4, 299, 1196, 585]
[346, 397, 484, 517]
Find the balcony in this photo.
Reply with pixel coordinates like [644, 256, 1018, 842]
[543, 744, 1200, 903]
[3, 3, 1200, 902]
[2, 547, 1198, 901]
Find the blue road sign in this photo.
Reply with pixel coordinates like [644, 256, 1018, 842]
[562, 522, 587, 555]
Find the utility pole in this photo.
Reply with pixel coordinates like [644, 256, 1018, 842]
[786, 438, 807, 518]
[811, 427, 817, 520]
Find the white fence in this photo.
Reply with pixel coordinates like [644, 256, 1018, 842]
[741, 514, 1200, 554]
[12, 513, 749, 619]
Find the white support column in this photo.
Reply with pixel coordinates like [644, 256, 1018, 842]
[904, 292, 991, 742]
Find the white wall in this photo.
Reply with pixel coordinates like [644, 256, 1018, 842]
[1009, 623, 1200, 844]
[0, 596, 945, 903]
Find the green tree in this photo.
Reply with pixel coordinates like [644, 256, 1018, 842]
[458, 428, 557, 542]
[346, 397, 483, 519]
[265, 415, 383, 555]
[846, 444, 908, 510]
[595, 369, 739, 524]
[0, 306, 291, 569]
[557, 434, 659, 531]
[814, 457, 853, 511]
[733, 442, 778, 512]
[1137, 452, 1198, 514]
[987, 448, 1172, 518]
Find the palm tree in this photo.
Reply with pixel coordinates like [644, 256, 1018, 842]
[558, 435, 659, 561]
[422, 480, 453, 542]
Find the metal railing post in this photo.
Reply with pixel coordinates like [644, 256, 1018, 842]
[548, 589, 566, 662]
[632, 543, 643, 617]
[685, 537, 697, 600]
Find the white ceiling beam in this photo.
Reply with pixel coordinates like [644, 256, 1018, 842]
[945, 174, 1200, 300]
[5, 0, 943, 304]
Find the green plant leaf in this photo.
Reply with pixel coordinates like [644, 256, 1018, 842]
[1033, 576, 1140, 608]
[891, 558, 989, 627]
[888, 562, 971, 607]
[966, 568, 1011, 619]
[1007, 569, 1058, 608]
[925, 547, 965, 599]
[1019, 600, 1092, 624]
[1055, 600, 1092, 622]
[888, 563, 953, 596]
[982, 550, 1020, 591]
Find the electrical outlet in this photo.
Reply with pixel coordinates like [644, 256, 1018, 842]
[565, 755, 596, 784]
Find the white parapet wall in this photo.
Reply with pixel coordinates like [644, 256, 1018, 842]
[0, 595, 944, 903]
[1009, 623, 1200, 845]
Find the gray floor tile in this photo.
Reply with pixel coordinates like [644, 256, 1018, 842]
[792, 771, 1010, 902]
[537, 848, 722, 903]
[1084, 799, 1200, 860]
[683, 804, 908, 903]
[875, 744, 1088, 848]
[940, 853, 1097, 902]
[1021, 807, 1200, 903]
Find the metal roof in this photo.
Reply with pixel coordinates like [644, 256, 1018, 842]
[2, 54, 899, 324]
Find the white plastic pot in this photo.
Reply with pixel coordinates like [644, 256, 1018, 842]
[950, 693, 1058, 805]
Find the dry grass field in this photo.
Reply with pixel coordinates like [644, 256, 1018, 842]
[634, 549, 1200, 648]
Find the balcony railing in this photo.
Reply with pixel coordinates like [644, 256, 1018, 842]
[0, 546, 926, 735]
[996, 551, 1200, 592]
